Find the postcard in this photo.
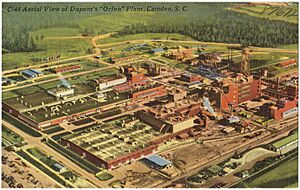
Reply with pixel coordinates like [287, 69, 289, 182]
[2, 2, 298, 188]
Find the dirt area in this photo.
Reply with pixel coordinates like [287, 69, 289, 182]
[160, 135, 266, 174]
[2, 148, 60, 188]
[99, 161, 168, 188]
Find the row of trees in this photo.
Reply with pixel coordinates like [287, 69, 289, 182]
[2, 27, 37, 52]
[119, 11, 298, 47]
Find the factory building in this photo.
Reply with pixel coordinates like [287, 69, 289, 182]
[3, 97, 111, 129]
[114, 72, 149, 93]
[109, 56, 135, 64]
[60, 120, 161, 169]
[47, 78, 74, 98]
[213, 74, 261, 110]
[180, 73, 201, 83]
[88, 75, 127, 90]
[165, 47, 196, 62]
[47, 87, 74, 98]
[54, 65, 81, 73]
[268, 133, 298, 154]
[262, 77, 298, 100]
[130, 84, 166, 100]
[193, 52, 222, 66]
[167, 87, 187, 102]
[269, 98, 298, 120]
[278, 59, 297, 68]
[286, 83, 298, 100]
[136, 98, 201, 133]
[21, 69, 43, 78]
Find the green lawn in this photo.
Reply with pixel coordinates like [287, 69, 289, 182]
[27, 147, 48, 160]
[67, 60, 107, 73]
[61, 170, 78, 180]
[2, 125, 26, 147]
[240, 156, 298, 188]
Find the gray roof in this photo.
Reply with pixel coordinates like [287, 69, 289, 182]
[145, 155, 171, 167]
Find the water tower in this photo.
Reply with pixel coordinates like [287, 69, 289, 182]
[240, 48, 250, 76]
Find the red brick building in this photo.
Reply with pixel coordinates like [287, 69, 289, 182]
[216, 76, 261, 110]
[114, 72, 149, 92]
[130, 85, 166, 100]
[180, 73, 201, 83]
[278, 59, 297, 68]
[270, 98, 298, 120]
[55, 65, 81, 73]
[60, 138, 157, 169]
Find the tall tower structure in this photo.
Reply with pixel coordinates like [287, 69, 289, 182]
[240, 48, 250, 76]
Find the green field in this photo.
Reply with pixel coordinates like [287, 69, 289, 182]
[230, 4, 298, 24]
[30, 27, 81, 38]
[3, 38, 92, 71]
[27, 147, 48, 159]
[238, 156, 298, 188]
[277, 44, 298, 50]
[2, 125, 26, 147]
[231, 52, 298, 70]
[96, 33, 195, 44]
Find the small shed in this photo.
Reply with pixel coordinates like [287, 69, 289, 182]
[51, 163, 66, 173]
[21, 69, 38, 78]
[241, 170, 249, 178]
[228, 116, 240, 124]
[207, 165, 223, 176]
[144, 155, 172, 169]
[30, 69, 43, 75]
[151, 47, 165, 55]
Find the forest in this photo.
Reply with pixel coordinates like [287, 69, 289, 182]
[2, 2, 298, 52]
[119, 9, 298, 47]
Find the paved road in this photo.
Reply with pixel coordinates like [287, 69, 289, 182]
[3, 54, 96, 75]
[2, 120, 104, 188]
[92, 36, 297, 54]
[3, 59, 139, 92]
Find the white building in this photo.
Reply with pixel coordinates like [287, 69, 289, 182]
[92, 76, 127, 90]
[47, 87, 74, 98]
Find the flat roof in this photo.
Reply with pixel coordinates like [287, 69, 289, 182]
[30, 69, 43, 75]
[207, 165, 223, 174]
[145, 155, 171, 167]
[64, 119, 161, 162]
[271, 133, 298, 149]
[22, 69, 38, 77]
